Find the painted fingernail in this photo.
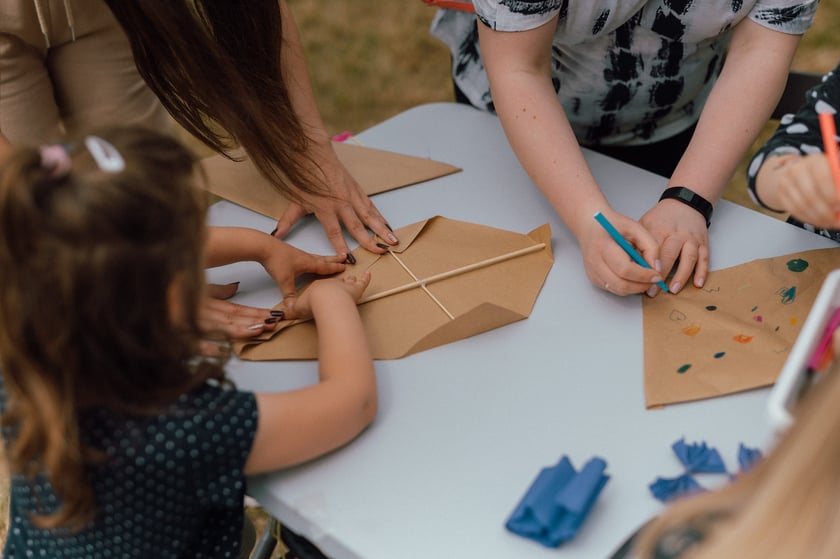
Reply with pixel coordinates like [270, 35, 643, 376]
[646, 285, 659, 298]
[345, 252, 356, 265]
[655, 260, 662, 273]
[386, 233, 398, 244]
[248, 323, 264, 331]
[270, 310, 285, 318]
[696, 277, 705, 288]
[269, 228, 277, 236]
[670, 281, 681, 294]
[376, 243, 389, 250]
[385, 223, 394, 232]
[652, 276, 664, 285]
[264, 317, 278, 324]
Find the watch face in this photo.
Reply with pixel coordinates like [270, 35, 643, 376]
[678, 189, 694, 202]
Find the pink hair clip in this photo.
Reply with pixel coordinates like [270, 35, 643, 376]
[38, 144, 73, 178]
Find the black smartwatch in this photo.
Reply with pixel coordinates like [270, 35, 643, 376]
[659, 187, 713, 228]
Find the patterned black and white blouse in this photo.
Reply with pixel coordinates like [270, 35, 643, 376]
[431, 0, 818, 147]
[747, 63, 840, 242]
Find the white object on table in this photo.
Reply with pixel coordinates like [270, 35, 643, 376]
[207, 103, 837, 559]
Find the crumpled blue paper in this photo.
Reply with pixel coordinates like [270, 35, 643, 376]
[649, 473, 704, 503]
[737, 443, 763, 473]
[505, 456, 609, 547]
[672, 438, 727, 474]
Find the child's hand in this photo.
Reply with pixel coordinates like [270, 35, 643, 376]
[260, 239, 348, 303]
[287, 272, 371, 320]
[757, 153, 839, 228]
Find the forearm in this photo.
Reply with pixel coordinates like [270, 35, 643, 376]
[669, 20, 800, 202]
[478, 20, 608, 240]
[278, 0, 333, 153]
[205, 226, 272, 268]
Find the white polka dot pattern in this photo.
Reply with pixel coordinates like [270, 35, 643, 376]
[0, 382, 257, 558]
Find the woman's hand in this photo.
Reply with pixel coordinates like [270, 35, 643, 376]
[200, 282, 281, 338]
[641, 201, 710, 294]
[581, 210, 665, 296]
[271, 154, 398, 257]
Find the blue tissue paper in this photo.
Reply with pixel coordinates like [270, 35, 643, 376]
[649, 473, 704, 503]
[672, 438, 727, 474]
[505, 456, 609, 548]
[737, 443, 763, 473]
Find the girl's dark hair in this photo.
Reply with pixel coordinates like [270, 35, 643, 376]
[104, 0, 326, 203]
[0, 127, 225, 529]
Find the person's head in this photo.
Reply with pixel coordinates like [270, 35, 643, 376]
[632, 347, 840, 559]
[0, 127, 224, 529]
[104, 0, 326, 203]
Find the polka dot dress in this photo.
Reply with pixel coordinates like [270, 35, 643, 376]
[746, 63, 840, 242]
[1, 382, 257, 558]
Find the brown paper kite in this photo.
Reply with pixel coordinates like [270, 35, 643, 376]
[200, 143, 461, 219]
[643, 246, 840, 408]
[234, 216, 554, 360]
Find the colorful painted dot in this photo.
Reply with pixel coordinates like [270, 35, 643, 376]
[790, 318, 798, 326]
[753, 315, 763, 322]
[786, 258, 809, 272]
[751, 306, 758, 312]
[705, 305, 717, 311]
[713, 352, 726, 359]
[677, 364, 692, 374]
[733, 334, 754, 344]
[682, 325, 701, 336]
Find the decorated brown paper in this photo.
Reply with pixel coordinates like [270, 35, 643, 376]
[200, 143, 461, 219]
[235, 216, 554, 360]
[643, 247, 840, 408]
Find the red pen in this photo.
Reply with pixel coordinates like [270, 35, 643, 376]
[806, 306, 840, 375]
[817, 111, 840, 221]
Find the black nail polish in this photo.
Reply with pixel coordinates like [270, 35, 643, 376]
[270, 310, 285, 318]
[376, 243, 389, 250]
[385, 223, 394, 232]
[264, 317, 278, 324]
[269, 228, 277, 236]
[345, 253, 357, 265]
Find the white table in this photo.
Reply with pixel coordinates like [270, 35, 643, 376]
[206, 103, 837, 559]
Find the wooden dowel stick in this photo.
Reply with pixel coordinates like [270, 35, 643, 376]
[359, 243, 546, 304]
[386, 250, 455, 319]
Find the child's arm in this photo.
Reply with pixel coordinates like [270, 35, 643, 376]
[755, 153, 838, 228]
[244, 272, 376, 473]
[206, 226, 347, 296]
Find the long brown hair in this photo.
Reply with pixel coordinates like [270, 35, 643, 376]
[632, 366, 840, 558]
[104, 0, 326, 204]
[0, 127, 225, 529]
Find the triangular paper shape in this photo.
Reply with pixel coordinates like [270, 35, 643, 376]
[200, 143, 460, 219]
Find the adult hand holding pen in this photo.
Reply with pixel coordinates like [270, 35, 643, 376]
[585, 210, 664, 296]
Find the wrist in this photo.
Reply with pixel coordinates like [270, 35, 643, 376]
[659, 186, 714, 228]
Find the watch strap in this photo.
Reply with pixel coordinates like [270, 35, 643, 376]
[659, 186, 713, 228]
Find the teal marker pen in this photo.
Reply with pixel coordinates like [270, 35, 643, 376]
[593, 211, 669, 293]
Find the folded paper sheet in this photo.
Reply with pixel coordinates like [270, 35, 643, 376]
[505, 456, 609, 547]
[235, 216, 553, 360]
[643, 247, 840, 408]
[200, 143, 461, 219]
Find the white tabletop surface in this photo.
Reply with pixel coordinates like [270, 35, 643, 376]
[206, 102, 837, 559]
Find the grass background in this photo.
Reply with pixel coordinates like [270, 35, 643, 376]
[1, 1, 838, 555]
